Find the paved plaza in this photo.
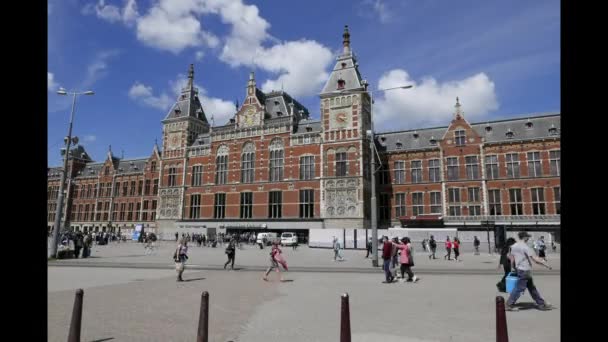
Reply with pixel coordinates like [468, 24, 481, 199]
[48, 241, 560, 341]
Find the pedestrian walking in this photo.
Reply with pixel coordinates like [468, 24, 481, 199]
[381, 236, 394, 283]
[444, 237, 452, 260]
[428, 235, 437, 259]
[505, 232, 553, 311]
[173, 238, 189, 282]
[73, 232, 83, 259]
[393, 237, 419, 283]
[224, 238, 236, 270]
[473, 236, 480, 255]
[82, 233, 92, 258]
[421, 239, 427, 253]
[365, 237, 372, 258]
[262, 241, 287, 282]
[175, 232, 179, 242]
[537, 236, 547, 261]
[453, 237, 461, 261]
[496, 237, 517, 293]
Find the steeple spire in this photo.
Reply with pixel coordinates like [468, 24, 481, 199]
[454, 97, 464, 119]
[247, 71, 256, 96]
[187, 64, 194, 92]
[342, 25, 351, 54]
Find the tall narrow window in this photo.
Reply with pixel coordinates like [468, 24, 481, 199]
[429, 159, 440, 182]
[86, 184, 92, 198]
[448, 188, 461, 216]
[122, 182, 128, 196]
[168, 167, 177, 187]
[151, 200, 157, 221]
[395, 193, 406, 218]
[192, 165, 203, 186]
[240, 192, 253, 219]
[378, 162, 390, 185]
[554, 187, 560, 215]
[153, 179, 159, 195]
[137, 180, 143, 195]
[215, 145, 229, 185]
[550, 150, 560, 176]
[84, 204, 90, 221]
[506, 153, 520, 178]
[127, 203, 134, 221]
[446, 157, 459, 181]
[465, 156, 480, 180]
[335, 152, 347, 177]
[299, 189, 314, 218]
[509, 189, 523, 215]
[411, 161, 422, 183]
[136, 202, 141, 221]
[269, 139, 284, 182]
[455, 130, 466, 145]
[119, 203, 126, 221]
[485, 155, 499, 180]
[531, 188, 546, 215]
[488, 189, 502, 215]
[150, 161, 157, 172]
[394, 161, 405, 184]
[379, 193, 391, 221]
[214, 193, 226, 219]
[144, 180, 151, 195]
[527, 152, 542, 178]
[412, 192, 424, 216]
[468, 187, 481, 216]
[430, 192, 442, 213]
[111, 204, 117, 221]
[300, 156, 315, 180]
[190, 194, 201, 219]
[241, 143, 255, 183]
[129, 181, 136, 196]
[268, 191, 282, 218]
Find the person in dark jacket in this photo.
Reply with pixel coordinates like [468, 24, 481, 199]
[496, 237, 517, 292]
[428, 235, 437, 259]
[73, 232, 83, 258]
[365, 238, 372, 258]
[473, 236, 481, 255]
[224, 238, 237, 270]
[382, 236, 394, 283]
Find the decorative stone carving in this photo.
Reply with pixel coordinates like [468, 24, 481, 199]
[348, 206, 356, 215]
[288, 183, 294, 190]
[327, 207, 335, 216]
[337, 207, 345, 215]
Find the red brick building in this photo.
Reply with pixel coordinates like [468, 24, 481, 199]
[47, 26, 560, 240]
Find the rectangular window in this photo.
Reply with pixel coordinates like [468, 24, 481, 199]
[485, 155, 499, 180]
[240, 192, 253, 219]
[468, 187, 480, 203]
[136, 202, 141, 221]
[105, 183, 112, 197]
[119, 203, 126, 221]
[150, 161, 157, 172]
[192, 165, 203, 186]
[300, 156, 315, 180]
[468, 205, 481, 216]
[143, 200, 149, 210]
[268, 191, 282, 218]
[465, 156, 480, 180]
[488, 189, 502, 215]
[550, 150, 560, 176]
[554, 187, 560, 215]
[455, 130, 466, 146]
[142, 212, 148, 221]
[395, 193, 406, 218]
[190, 194, 201, 219]
[127, 203, 134, 221]
[144, 180, 151, 195]
[84, 204, 90, 221]
[448, 188, 461, 216]
[121, 182, 128, 196]
[80, 185, 85, 198]
[394, 161, 405, 184]
[215, 155, 228, 184]
[509, 189, 523, 215]
[214, 193, 226, 219]
[411, 161, 422, 183]
[378, 193, 391, 221]
[137, 180, 143, 195]
[447, 157, 459, 181]
[531, 188, 546, 215]
[151, 200, 157, 210]
[429, 159, 440, 182]
[506, 153, 520, 178]
[412, 192, 424, 216]
[527, 152, 542, 178]
[129, 181, 136, 196]
[430, 192, 442, 214]
[77, 205, 83, 221]
[111, 204, 117, 221]
[241, 153, 255, 183]
[168, 167, 177, 187]
[378, 163, 390, 185]
[335, 152, 347, 177]
[299, 189, 314, 218]
[153, 179, 159, 195]
[269, 150, 284, 182]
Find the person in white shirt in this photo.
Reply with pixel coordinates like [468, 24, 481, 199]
[505, 232, 553, 311]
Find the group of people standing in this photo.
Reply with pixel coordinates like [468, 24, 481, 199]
[381, 236, 420, 284]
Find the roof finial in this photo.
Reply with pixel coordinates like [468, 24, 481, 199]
[343, 25, 351, 54]
[249, 71, 255, 80]
[187, 64, 194, 91]
[235, 99, 239, 111]
[454, 97, 463, 119]
[108, 145, 112, 153]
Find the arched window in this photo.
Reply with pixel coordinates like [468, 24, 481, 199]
[215, 145, 229, 184]
[241, 142, 255, 183]
[269, 139, 284, 182]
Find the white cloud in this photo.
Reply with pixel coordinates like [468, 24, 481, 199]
[129, 82, 172, 110]
[373, 69, 499, 131]
[48, 72, 59, 91]
[83, 50, 121, 88]
[83, 135, 97, 143]
[84, 0, 139, 25]
[195, 51, 205, 61]
[359, 0, 392, 24]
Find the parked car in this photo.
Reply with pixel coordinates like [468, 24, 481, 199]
[280, 232, 298, 246]
[256, 232, 278, 246]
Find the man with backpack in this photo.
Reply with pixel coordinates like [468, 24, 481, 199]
[428, 235, 437, 259]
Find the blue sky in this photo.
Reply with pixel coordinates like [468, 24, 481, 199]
[48, 0, 560, 166]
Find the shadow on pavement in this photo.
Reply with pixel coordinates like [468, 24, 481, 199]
[89, 338, 114, 342]
[183, 277, 206, 282]
[514, 302, 541, 311]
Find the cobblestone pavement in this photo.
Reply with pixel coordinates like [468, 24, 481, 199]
[48, 267, 560, 342]
[48, 241, 560, 274]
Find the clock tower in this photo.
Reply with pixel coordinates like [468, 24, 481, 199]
[319, 25, 372, 228]
[235, 72, 264, 128]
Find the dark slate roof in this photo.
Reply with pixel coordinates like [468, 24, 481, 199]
[321, 52, 365, 95]
[75, 162, 104, 178]
[255, 88, 266, 106]
[377, 113, 560, 152]
[48, 167, 64, 179]
[192, 133, 211, 147]
[114, 158, 147, 174]
[294, 119, 322, 134]
[264, 91, 310, 121]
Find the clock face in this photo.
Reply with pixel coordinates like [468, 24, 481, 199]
[243, 108, 257, 127]
[332, 111, 349, 128]
[168, 133, 180, 149]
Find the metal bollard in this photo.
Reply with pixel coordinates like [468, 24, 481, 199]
[67, 289, 84, 342]
[340, 293, 351, 342]
[197, 291, 209, 342]
[496, 296, 509, 342]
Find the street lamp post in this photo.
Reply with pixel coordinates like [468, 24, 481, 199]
[334, 85, 413, 267]
[50, 88, 94, 258]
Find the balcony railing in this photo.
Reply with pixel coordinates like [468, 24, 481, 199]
[444, 215, 560, 223]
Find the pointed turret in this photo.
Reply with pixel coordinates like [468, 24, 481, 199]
[320, 25, 365, 95]
[162, 64, 209, 124]
[454, 97, 464, 120]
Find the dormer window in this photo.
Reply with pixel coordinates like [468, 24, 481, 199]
[337, 79, 345, 90]
[525, 120, 533, 129]
[485, 125, 492, 133]
[277, 111, 283, 116]
[174, 109, 181, 116]
[429, 137, 437, 145]
[506, 129, 514, 139]
[306, 127, 312, 132]
[274, 101, 280, 106]
[548, 126, 558, 136]
[412, 131, 419, 139]
[455, 130, 466, 145]
[396, 142, 403, 149]
[118, 168, 123, 172]
[341, 62, 347, 68]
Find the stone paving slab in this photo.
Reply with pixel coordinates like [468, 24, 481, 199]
[48, 267, 560, 342]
